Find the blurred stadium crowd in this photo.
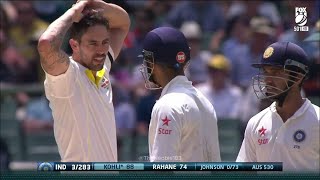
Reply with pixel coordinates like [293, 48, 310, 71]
[0, 0, 319, 171]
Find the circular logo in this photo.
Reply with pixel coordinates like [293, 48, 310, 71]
[263, 47, 274, 59]
[176, 52, 186, 63]
[38, 162, 54, 171]
[293, 130, 306, 143]
[295, 14, 307, 26]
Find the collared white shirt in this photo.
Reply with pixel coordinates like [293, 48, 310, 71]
[44, 49, 117, 162]
[237, 99, 320, 172]
[149, 76, 221, 162]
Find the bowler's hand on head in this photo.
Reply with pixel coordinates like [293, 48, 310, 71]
[71, 0, 91, 22]
[82, 0, 106, 14]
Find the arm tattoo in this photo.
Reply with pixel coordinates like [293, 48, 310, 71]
[39, 15, 73, 72]
[48, 18, 71, 50]
[40, 51, 70, 71]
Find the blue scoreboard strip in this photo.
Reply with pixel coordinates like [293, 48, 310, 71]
[37, 162, 282, 171]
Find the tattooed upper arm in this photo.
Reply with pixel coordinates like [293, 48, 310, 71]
[39, 49, 70, 76]
[37, 13, 73, 76]
[38, 33, 71, 76]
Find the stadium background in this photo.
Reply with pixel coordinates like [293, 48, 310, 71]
[0, 0, 319, 172]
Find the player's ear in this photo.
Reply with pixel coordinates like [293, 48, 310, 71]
[69, 39, 79, 52]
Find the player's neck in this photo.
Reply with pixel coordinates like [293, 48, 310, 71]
[160, 75, 177, 88]
[72, 54, 80, 61]
[72, 54, 85, 68]
[276, 90, 304, 123]
[158, 72, 184, 88]
[72, 54, 97, 77]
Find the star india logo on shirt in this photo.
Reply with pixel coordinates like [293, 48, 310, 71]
[294, 7, 309, 32]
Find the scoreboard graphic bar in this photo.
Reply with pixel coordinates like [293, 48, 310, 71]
[37, 162, 282, 171]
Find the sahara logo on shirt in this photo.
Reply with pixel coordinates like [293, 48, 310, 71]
[258, 126, 269, 145]
[158, 116, 172, 135]
[101, 78, 110, 89]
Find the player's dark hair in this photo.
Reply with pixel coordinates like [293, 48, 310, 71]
[69, 11, 109, 42]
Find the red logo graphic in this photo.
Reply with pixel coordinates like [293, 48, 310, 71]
[162, 116, 171, 126]
[158, 116, 172, 135]
[258, 138, 269, 145]
[101, 78, 109, 88]
[258, 126, 267, 137]
[158, 128, 172, 135]
[176, 52, 186, 63]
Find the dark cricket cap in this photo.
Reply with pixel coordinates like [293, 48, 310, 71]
[142, 27, 190, 67]
[252, 42, 310, 71]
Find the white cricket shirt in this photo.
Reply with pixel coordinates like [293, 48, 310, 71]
[237, 99, 320, 172]
[44, 49, 117, 162]
[148, 76, 221, 162]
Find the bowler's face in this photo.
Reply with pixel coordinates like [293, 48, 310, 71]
[79, 25, 110, 71]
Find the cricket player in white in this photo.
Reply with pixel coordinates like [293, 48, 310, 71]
[37, 0, 130, 162]
[237, 42, 319, 172]
[139, 27, 221, 162]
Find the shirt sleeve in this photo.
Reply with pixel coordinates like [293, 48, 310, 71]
[44, 59, 78, 98]
[149, 104, 182, 162]
[236, 119, 257, 162]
